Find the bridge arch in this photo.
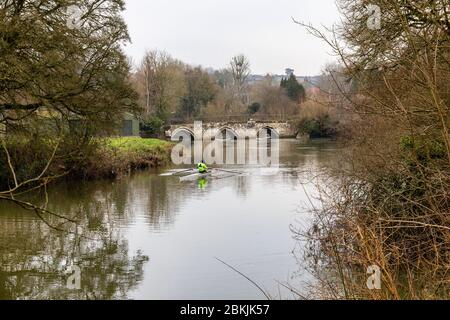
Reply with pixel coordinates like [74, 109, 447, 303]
[257, 126, 279, 139]
[216, 126, 238, 140]
[171, 127, 195, 142]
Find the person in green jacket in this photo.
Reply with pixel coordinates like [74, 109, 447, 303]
[197, 161, 208, 174]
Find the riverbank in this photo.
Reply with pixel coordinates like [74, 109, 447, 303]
[0, 137, 174, 187]
[70, 137, 174, 180]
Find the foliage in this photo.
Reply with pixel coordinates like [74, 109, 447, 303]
[293, 100, 339, 137]
[0, 136, 172, 191]
[134, 51, 219, 122]
[178, 67, 217, 119]
[105, 137, 171, 155]
[295, 0, 450, 299]
[0, 0, 140, 218]
[0, 0, 138, 134]
[400, 136, 447, 167]
[134, 50, 186, 123]
[280, 74, 306, 102]
[140, 115, 164, 137]
[247, 102, 261, 115]
[249, 78, 299, 117]
[214, 69, 233, 89]
[71, 137, 173, 179]
[208, 68, 242, 116]
[296, 115, 337, 138]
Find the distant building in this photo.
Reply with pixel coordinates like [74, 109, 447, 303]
[121, 112, 140, 136]
[285, 68, 295, 76]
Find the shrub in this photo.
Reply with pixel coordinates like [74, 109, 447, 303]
[247, 102, 261, 115]
[140, 116, 164, 137]
[294, 100, 339, 138]
[69, 137, 173, 179]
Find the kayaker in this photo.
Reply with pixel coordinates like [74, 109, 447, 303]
[197, 161, 208, 174]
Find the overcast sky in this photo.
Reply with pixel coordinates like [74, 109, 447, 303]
[122, 0, 340, 76]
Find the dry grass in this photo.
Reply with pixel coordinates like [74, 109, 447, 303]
[295, 117, 449, 300]
[292, 0, 450, 300]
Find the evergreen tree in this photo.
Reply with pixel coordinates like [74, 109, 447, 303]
[280, 74, 306, 102]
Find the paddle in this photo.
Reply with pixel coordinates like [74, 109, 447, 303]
[172, 168, 195, 176]
[214, 168, 245, 175]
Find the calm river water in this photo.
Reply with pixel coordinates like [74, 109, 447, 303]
[0, 139, 338, 300]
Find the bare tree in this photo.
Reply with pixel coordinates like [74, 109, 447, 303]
[230, 54, 251, 105]
[135, 50, 186, 122]
[250, 79, 298, 117]
[293, 0, 450, 299]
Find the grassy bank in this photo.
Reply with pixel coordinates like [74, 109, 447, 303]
[0, 137, 173, 187]
[71, 137, 173, 179]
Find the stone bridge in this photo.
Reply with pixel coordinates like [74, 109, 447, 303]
[165, 120, 298, 140]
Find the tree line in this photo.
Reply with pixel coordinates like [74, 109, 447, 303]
[131, 50, 307, 135]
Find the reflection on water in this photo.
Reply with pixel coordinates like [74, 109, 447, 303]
[0, 139, 338, 300]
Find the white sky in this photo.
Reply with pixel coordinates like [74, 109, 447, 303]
[122, 0, 340, 76]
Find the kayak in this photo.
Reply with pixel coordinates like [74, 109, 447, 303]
[179, 171, 213, 181]
[160, 168, 247, 181]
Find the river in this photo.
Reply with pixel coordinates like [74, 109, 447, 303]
[0, 139, 338, 300]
